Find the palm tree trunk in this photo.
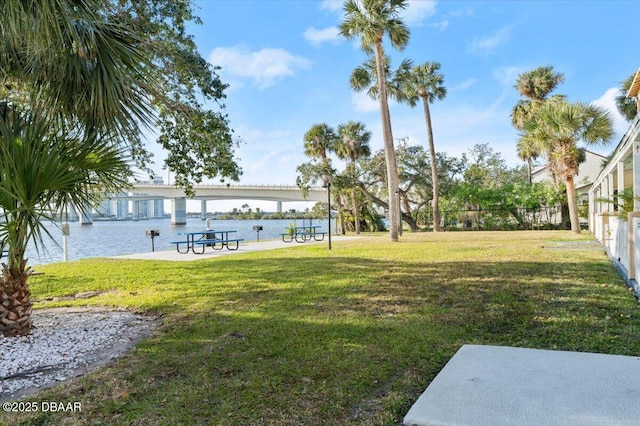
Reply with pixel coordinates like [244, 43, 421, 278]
[351, 187, 360, 234]
[565, 176, 581, 234]
[1, 222, 34, 337]
[374, 41, 399, 242]
[422, 95, 441, 232]
[0, 270, 33, 337]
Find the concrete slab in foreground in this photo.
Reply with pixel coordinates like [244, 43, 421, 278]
[404, 344, 640, 426]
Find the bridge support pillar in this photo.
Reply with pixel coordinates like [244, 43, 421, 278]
[132, 201, 139, 221]
[276, 201, 282, 213]
[172, 198, 187, 225]
[201, 200, 207, 220]
[66, 203, 79, 222]
[79, 203, 93, 225]
[115, 199, 129, 220]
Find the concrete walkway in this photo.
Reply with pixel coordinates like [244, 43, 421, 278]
[404, 344, 640, 426]
[110, 235, 362, 261]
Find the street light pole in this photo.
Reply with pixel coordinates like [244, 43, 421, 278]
[324, 182, 332, 250]
[396, 189, 403, 236]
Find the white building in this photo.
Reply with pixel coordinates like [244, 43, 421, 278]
[532, 150, 607, 201]
[589, 67, 640, 293]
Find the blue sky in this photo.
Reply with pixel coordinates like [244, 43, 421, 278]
[151, 0, 640, 197]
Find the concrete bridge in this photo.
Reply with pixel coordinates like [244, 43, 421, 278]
[133, 183, 326, 225]
[79, 184, 327, 225]
[132, 183, 325, 202]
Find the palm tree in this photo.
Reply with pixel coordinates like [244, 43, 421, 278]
[336, 121, 372, 234]
[516, 135, 540, 184]
[350, 54, 412, 102]
[523, 100, 613, 233]
[0, 1, 157, 336]
[396, 61, 447, 232]
[339, 0, 410, 242]
[1, 0, 156, 137]
[515, 66, 565, 101]
[511, 66, 565, 227]
[511, 66, 565, 131]
[0, 109, 130, 336]
[302, 123, 338, 190]
[303, 123, 337, 161]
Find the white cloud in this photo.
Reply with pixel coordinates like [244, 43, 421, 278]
[451, 78, 477, 91]
[402, 0, 437, 26]
[430, 20, 449, 31]
[209, 46, 311, 90]
[492, 66, 520, 87]
[352, 91, 380, 113]
[469, 26, 512, 55]
[233, 126, 300, 181]
[449, 8, 474, 18]
[591, 87, 629, 141]
[303, 26, 340, 46]
[319, 0, 342, 12]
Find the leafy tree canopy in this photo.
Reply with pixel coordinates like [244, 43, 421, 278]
[2, 0, 242, 195]
[104, 0, 242, 192]
[462, 143, 527, 189]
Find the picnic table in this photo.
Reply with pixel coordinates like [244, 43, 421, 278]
[170, 230, 244, 254]
[281, 225, 327, 243]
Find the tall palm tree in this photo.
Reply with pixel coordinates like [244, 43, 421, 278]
[0, 109, 130, 336]
[523, 100, 613, 233]
[339, 0, 410, 242]
[350, 54, 411, 231]
[515, 66, 565, 101]
[336, 121, 372, 234]
[302, 123, 337, 189]
[511, 65, 565, 205]
[303, 123, 337, 161]
[350, 54, 412, 102]
[396, 61, 447, 232]
[511, 66, 565, 131]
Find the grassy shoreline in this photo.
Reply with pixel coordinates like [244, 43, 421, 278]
[6, 231, 639, 425]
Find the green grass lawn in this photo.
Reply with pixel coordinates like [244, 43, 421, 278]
[6, 231, 640, 425]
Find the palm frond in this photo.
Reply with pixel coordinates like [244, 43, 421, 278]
[0, 108, 130, 274]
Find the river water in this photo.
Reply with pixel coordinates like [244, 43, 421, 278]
[24, 218, 332, 265]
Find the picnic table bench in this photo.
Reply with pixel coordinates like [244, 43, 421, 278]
[281, 226, 327, 243]
[170, 230, 244, 254]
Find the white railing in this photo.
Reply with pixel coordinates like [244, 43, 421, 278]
[619, 219, 629, 268]
[595, 213, 639, 285]
[608, 218, 619, 258]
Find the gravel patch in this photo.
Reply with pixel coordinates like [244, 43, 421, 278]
[0, 307, 160, 402]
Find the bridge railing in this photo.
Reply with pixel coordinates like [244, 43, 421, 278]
[134, 183, 325, 191]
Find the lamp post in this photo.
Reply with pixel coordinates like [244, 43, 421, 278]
[323, 182, 332, 250]
[62, 223, 70, 262]
[396, 189, 403, 236]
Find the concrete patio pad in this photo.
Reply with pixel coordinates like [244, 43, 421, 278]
[110, 235, 362, 261]
[404, 345, 640, 426]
